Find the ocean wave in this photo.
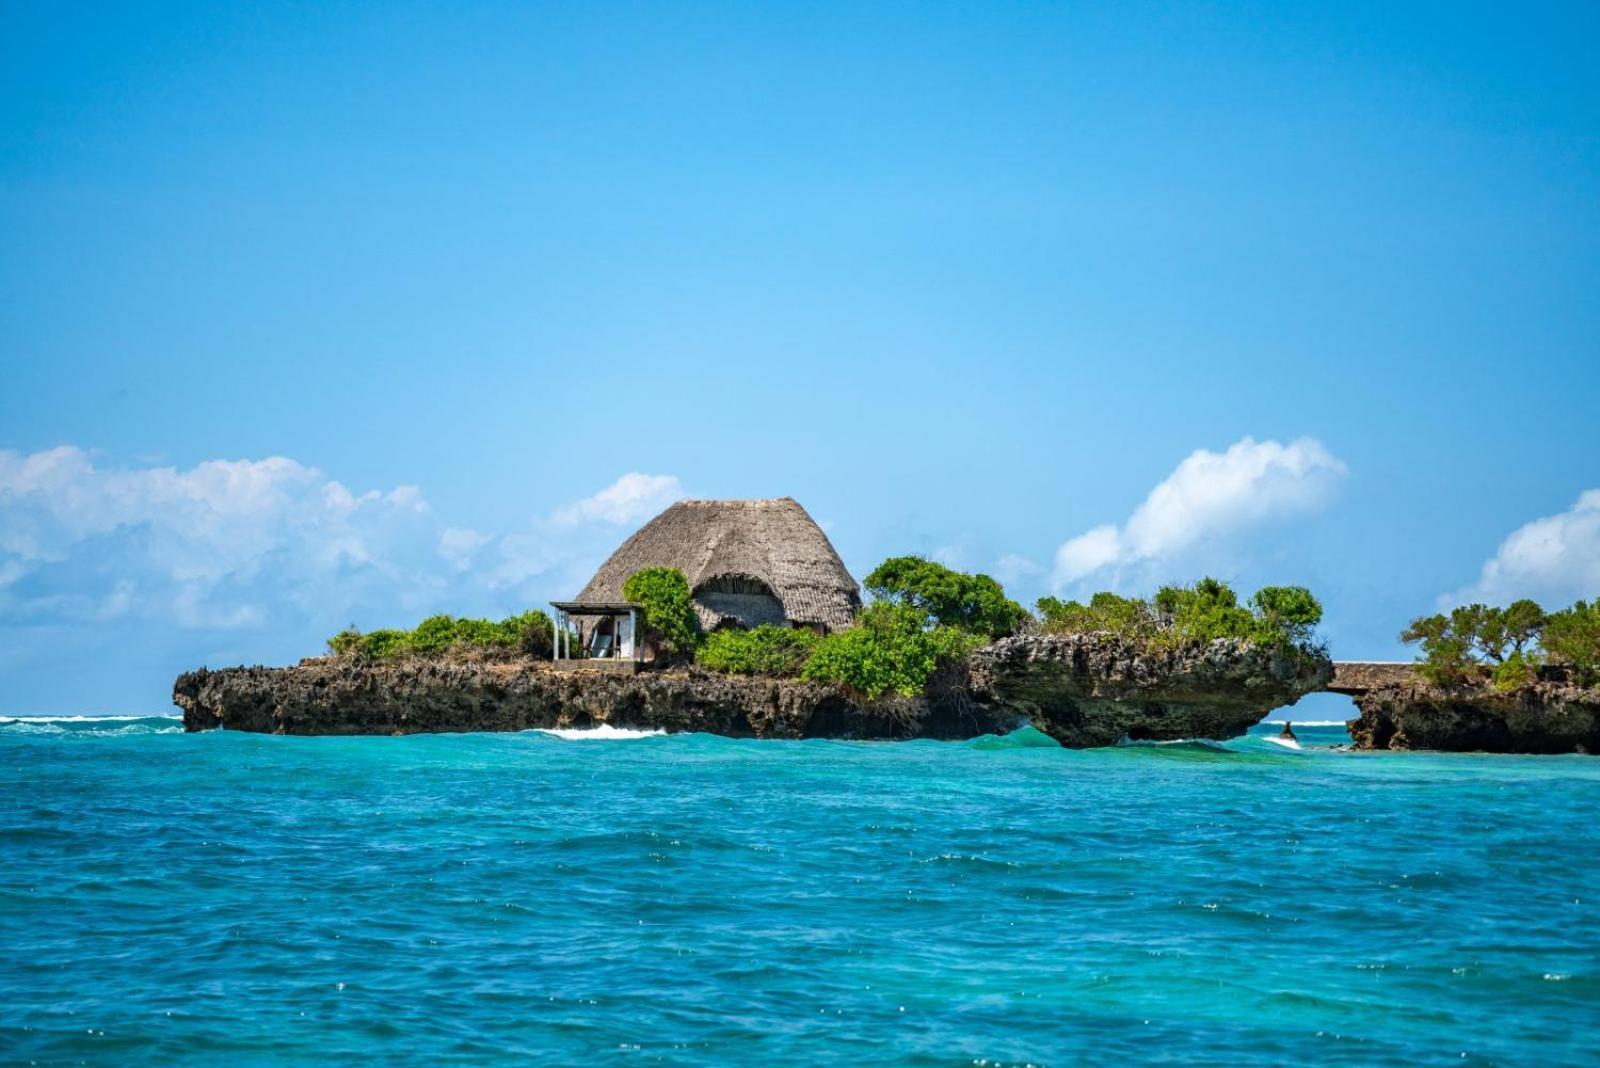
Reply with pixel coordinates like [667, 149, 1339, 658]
[965, 727, 1062, 750]
[0, 714, 183, 736]
[1118, 738, 1237, 751]
[0, 713, 179, 723]
[533, 725, 667, 741]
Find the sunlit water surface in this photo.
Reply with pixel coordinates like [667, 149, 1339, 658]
[2, 716, 1596, 1065]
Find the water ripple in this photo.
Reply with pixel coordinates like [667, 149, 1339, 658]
[1, 721, 1596, 1065]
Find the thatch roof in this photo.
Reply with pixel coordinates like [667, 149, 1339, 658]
[575, 497, 861, 632]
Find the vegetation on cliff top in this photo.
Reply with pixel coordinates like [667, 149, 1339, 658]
[328, 611, 557, 661]
[1036, 578, 1326, 658]
[800, 603, 986, 699]
[621, 566, 699, 658]
[864, 556, 1028, 639]
[683, 557, 1005, 699]
[1404, 598, 1600, 690]
[687, 565, 1327, 699]
[696, 625, 819, 677]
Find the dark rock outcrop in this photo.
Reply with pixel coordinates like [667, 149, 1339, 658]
[173, 658, 1020, 740]
[970, 634, 1332, 748]
[174, 636, 1336, 746]
[1348, 676, 1600, 754]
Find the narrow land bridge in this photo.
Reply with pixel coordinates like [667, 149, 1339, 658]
[1325, 662, 1415, 696]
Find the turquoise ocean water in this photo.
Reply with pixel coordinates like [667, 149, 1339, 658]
[2, 716, 1596, 1066]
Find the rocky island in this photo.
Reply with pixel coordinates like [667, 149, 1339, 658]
[971, 633, 1331, 747]
[175, 499, 1345, 743]
[173, 632, 1334, 745]
[173, 656, 1020, 740]
[1342, 598, 1600, 754]
[1345, 670, 1600, 754]
[172, 497, 1597, 753]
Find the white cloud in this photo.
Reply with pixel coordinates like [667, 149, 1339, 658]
[1052, 436, 1348, 589]
[0, 446, 441, 628]
[551, 472, 682, 526]
[0, 447, 685, 635]
[992, 553, 1043, 586]
[1449, 490, 1600, 607]
[438, 527, 490, 569]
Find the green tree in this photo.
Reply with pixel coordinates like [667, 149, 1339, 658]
[1543, 600, 1600, 687]
[1401, 600, 1549, 685]
[1249, 585, 1324, 646]
[864, 556, 1027, 639]
[622, 567, 699, 657]
[1500, 599, 1547, 658]
[1400, 611, 1476, 684]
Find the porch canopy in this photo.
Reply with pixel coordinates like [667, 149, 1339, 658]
[549, 601, 643, 663]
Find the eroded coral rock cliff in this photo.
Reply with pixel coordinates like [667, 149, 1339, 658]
[970, 634, 1333, 748]
[173, 658, 1018, 740]
[176, 636, 1337, 746]
[1347, 677, 1600, 754]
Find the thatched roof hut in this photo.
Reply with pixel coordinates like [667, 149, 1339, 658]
[575, 497, 861, 633]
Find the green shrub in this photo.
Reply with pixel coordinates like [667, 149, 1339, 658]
[1037, 591, 1150, 638]
[408, 614, 459, 655]
[1037, 578, 1324, 655]
[1491, 651, 1540, 693]
[696, 625, 819, 677]
[801, 602, 971, 699]
[328, 628, 364, 656]
[621, 566, 699, 656]
[865, 556, 1028, 638]
[1154, 578, 1258, 646]
[361, 629, 412, 660]
[326, 610, 558, 661]
[1543, 600, 1600, 687]
[504, 610, 558, 658]
[929, 623, 988, 664]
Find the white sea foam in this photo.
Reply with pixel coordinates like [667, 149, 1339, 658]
[534, 725, 666, 741]
[1118, 738, 1235, 751]
[0, 715, 182, 736]
[0, 714, 179, 723]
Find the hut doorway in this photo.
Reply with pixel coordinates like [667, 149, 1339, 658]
[694, 574, 786, 630]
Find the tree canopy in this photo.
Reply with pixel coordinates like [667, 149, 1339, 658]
[864, 556, 1028, 639]
[1544, 600, 1599, 686]
[1401, 600, 1549, 688]
[1037, 578, 1324, 654]
[621, 567, 699, 657]
[1413, 598, 1598, 690]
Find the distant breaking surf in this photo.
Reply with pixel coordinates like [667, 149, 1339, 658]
[0, 713, 179, 723]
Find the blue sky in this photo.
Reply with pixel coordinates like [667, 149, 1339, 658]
[2, 2, 1597, 713]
